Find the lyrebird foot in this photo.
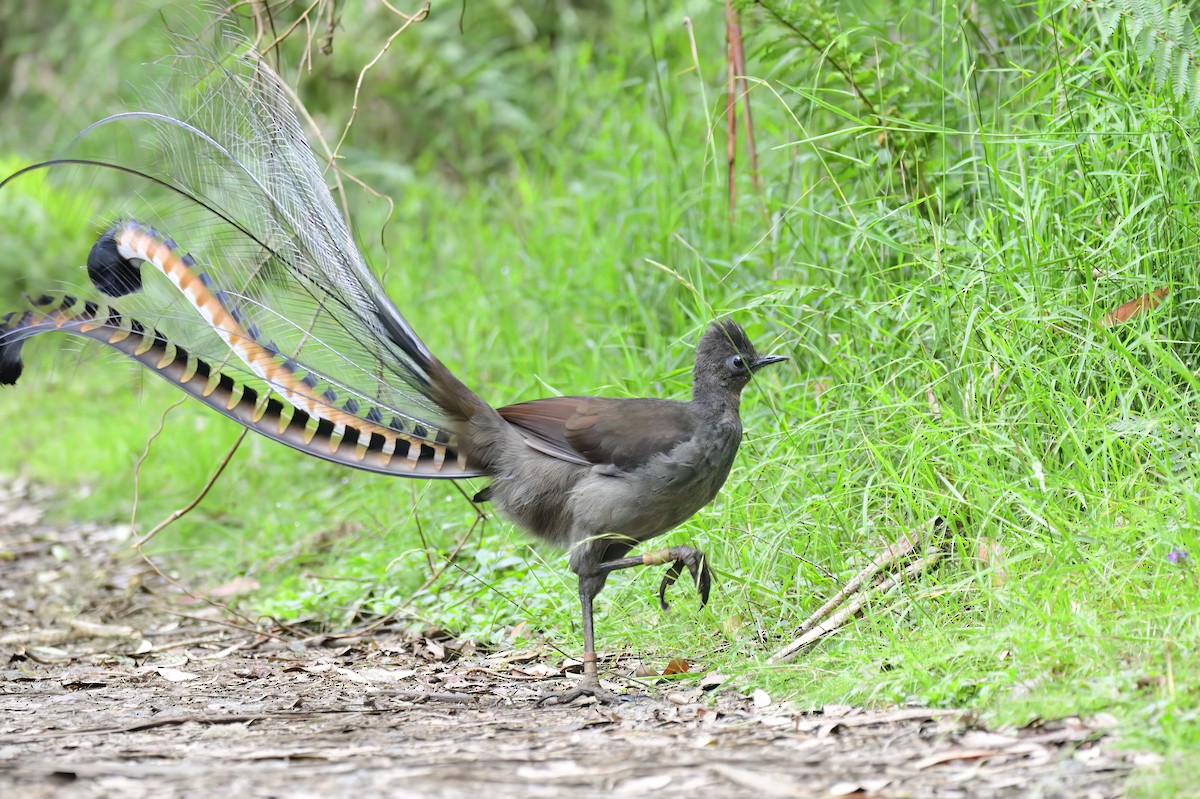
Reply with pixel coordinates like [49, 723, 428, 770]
[656, 546, 711, 612]
[591, 546, 713, 612]
[537, 677, 623, 706]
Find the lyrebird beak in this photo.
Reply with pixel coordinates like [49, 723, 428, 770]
[750, 354, 788, 372]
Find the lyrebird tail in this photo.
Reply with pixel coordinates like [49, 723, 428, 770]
[0, 12, 490, 479]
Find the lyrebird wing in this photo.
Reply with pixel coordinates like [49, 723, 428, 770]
[498, 396, 696, 470]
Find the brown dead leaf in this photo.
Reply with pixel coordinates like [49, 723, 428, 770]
[666, 688, 703, 705]
[662, 657, 690, 676]
[712, 765, 815, 797]
[829, 779, 891, 796]
[4, 504, 44, 527]
[353, 667, 414, 684]
[67, 619, 138, 639]
[333, 667, 377, 684]
[424, 638, 446, 661]
[509, 663, 558, 679]
[615, 775, 673, 793]
[632, 663, 658, 678]
[1101, 286, 1169, 327]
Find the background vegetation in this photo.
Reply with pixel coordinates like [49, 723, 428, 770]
[2, 0, 1199, 791]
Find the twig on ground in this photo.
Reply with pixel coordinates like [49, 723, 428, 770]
[767, 517, 952, 664]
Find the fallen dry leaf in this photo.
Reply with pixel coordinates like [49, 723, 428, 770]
[424, 638, 446, 661]
[333, 667, 371, 684]
[4, 504, 44, 527]
[666, 688, 703, 705]
[662, 658, 690, 676]
[1100, 286, 1169, 327]
[352, 667, 414, 684]
[829, 778, 891, 796]
[914, 748, 1008, 769]
[510, 663, 558, 679]
[67, 618, 138, 639]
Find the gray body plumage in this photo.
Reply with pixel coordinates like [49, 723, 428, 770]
[420, 320, 781, 642]
[483, 396, 742, 559]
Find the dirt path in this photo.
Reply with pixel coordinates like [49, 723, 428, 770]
[0, 479, 1147, 797]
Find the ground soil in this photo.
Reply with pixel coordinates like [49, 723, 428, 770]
[0, 479, 1151, 798]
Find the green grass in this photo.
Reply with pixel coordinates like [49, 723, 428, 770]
[3, 0, 1200, 790]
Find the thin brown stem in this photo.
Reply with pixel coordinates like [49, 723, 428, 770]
[134, 429, 248, 549]
[130, 396, 186, 533]
[725, 0, 738, 223]
[728, 6, 760, 193]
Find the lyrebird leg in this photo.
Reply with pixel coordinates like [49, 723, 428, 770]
[539, 572, 621, 706]
[538, 546, 712, 707]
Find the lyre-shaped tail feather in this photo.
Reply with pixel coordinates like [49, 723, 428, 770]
[0, 13, 476, 461]
[0, 13, 501, 481]
[89, 220, 468, 461]
[0, 294, 484, 479]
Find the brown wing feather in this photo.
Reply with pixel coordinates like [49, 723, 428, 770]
[498, 396, 695, 471]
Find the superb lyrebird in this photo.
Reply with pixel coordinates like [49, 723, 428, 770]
[0, 20, 784, 703]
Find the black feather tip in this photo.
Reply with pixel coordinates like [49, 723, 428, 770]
[0, 317, 26, 386]
[87, 230, 143, 297]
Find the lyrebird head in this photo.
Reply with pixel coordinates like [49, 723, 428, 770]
[693, 319, 787, 395]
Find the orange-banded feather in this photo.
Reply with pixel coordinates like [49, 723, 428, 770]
[95, 220, 454, 466]
[0, 293, 481, 478]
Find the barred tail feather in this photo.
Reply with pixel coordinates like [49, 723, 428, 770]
[0, 294, 484, 479]
[0, 16, 493, 473]
[0, 310, 33, 385]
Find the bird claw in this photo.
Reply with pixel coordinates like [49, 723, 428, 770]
[537, 677, 624, 706]
[657, 546, 711, 612]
